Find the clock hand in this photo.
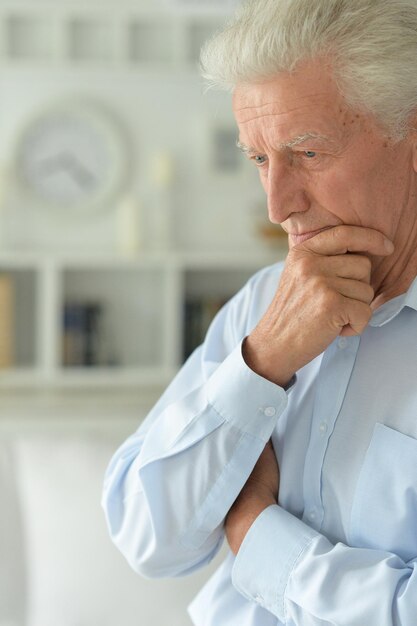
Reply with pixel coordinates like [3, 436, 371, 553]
[36, 152, 74, 177]
[68, 158, 97, 191]
[35, 152, 97, 191]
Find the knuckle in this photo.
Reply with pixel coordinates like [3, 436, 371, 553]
[363, 303, 373, 321]
[360, 255, 372, 274]
[330, 226, 345, 246]
[309, 274, 326, 292]
[332, 225, 345, 238]
[365, 284, 375, 303]
[334, 311, 349, 329]
[356, 303, 373, 332]
[318, 287, 339, 314]
[351, 254, 371, 276]
[296, 255, 315, 278]
[368, 229, 386, 251]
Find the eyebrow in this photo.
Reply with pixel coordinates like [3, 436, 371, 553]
[236, 132, 332, 154]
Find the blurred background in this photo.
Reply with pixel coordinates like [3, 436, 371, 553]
[0, 1, 288, 625]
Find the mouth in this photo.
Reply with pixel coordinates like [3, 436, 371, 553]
[289, 226, 335, 245]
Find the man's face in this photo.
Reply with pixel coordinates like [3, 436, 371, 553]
[233, 59, 417, 251]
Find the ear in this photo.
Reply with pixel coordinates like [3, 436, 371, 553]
[412, 134, 417, 174]
[407, 118, 417, 173]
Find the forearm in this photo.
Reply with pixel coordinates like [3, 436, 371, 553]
[103, 343, 288, 578]
[226, 439, 279, 555]
[226, 487, 276, 555]
[242, 335, 296, 388]
[232, 505, 417, 625]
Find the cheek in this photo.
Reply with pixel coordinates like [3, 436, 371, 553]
[312, 154, 398, 229]
[361, 151, 411, 229]
[306, 168, 363, 223]
[258, 168, 269, 192]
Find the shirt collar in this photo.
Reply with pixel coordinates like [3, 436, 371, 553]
[369, 274, 417, 327]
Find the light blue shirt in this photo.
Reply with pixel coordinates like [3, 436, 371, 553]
[102, 261, 417, 625]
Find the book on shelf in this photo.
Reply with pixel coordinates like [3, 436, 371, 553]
[183, 296, 227, 362]
[62, 301, 104, 367]
[0, 274, 14, 369]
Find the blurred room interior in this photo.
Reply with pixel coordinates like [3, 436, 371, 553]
[0, 1, 289, 624]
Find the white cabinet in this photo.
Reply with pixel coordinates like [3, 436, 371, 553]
[0, 0, 289, 395]
[0, 1, 232, 71]
[0, 248, 287, 391]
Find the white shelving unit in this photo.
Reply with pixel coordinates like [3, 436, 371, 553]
[0, 1, 233, 72]
[0, 0, 289, 398]
[0, 248, 287, 391]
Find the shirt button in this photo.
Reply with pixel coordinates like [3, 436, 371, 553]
[264, 406, 276, 417]
[338, 337, 347, 349]
[308, 509, 317, 521]
[254, 594, 262, 603]
[319, 421, 328, 434]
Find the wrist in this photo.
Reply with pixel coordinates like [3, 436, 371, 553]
[242, 335, 295, 388]
[226, 489, 276, 555]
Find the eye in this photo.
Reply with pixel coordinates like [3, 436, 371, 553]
[303, 151, 317, 158]
[251, 154, 268, 167]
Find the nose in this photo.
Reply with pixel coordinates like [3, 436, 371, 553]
[265, 158, 310, 224]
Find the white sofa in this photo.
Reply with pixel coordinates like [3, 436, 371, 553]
[0, 398, 227, 626]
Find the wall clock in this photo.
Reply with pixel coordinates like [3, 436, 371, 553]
[14, 98, 131, 215]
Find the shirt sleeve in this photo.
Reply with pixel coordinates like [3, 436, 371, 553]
[232, 504, 417, 625]
[101, 263, 293, 579]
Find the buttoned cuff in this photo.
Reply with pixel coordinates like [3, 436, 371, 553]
[206, 340, 292, 440]
[231, 504, 318, 622]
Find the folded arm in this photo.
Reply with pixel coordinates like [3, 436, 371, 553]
[227, 442, 417, 625]
[101, 266, 292, 578]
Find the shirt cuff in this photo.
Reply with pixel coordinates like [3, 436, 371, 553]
[206, 340, 291, 440]
[231, 504, 318, 622]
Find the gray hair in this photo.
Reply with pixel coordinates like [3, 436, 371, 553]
[200, 0, 417, 139]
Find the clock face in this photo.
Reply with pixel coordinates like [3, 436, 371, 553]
[16, 100, 130, 213]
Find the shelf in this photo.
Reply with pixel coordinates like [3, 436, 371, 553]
[52, 366, 176, 388]
[185, 19, 222, 64]
[0, 367, 41, 386]
[0, 249, 287, 269]
[0, 2, 235, 16]
[62, 266, 166, 368]
[0, 0, 288, 396]
[5, 14, 55, 61]
[183, 266, 265, 361]
[127, 19, 174, 65]
[0, 5, 229, 70]
[0, 365, 176, 389]
[0, 268, 38, 370]
[67, 17, 115, 63]
[0, 248, 288, 390]
[177, 248, 287, 269]
[185, 266, 260, 299]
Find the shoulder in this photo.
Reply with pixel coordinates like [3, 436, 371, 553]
[225, 259, 286, 340]
[246, 259, 286, 294]
[241, 259, 285, 305]
[199, 259, 286, 369]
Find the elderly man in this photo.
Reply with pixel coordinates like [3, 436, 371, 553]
[102, 0, 417, 623]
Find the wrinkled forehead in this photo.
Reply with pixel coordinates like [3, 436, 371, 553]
[233, 61, 346, 118]
[231, 62, 365, 144]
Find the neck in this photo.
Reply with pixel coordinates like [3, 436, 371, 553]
[371, 216, 417, 310]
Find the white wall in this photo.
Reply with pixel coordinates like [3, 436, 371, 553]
[0, 65, 265, 253]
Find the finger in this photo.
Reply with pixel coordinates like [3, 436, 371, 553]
[294, 225, 394, 257]
[340, 324, 363, 337]
[337, 296, 373, 335]
[330, 277, 375, 304]
[323, 254, 372, 282]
